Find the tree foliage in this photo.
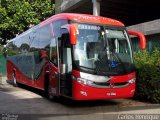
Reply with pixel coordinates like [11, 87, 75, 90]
[0, 0, 55, 44]
[134, 49, 160, 103]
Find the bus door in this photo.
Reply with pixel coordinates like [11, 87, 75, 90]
[50, 37, 60, 96]
[59, 28, 72, 97]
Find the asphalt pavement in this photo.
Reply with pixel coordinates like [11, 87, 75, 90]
[0, 77, 160, 120]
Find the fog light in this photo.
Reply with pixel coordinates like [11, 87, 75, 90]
[128, 78, 136, 84]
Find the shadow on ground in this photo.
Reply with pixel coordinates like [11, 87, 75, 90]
[0, 80, 159, 115]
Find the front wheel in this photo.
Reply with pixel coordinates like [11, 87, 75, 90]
[48, 85, 54, 100]
[46, 84, 58, 101]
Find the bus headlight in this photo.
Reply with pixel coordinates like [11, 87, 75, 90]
[128, 78, 136, 84]
[72, 76, 94, 86]
[77, 78, 94, 86]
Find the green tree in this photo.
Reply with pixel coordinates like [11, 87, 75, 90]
[0, 0, 55, 44]
[134, 49, 160, 103]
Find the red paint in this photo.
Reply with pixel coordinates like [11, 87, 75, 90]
[61, 24, 78, 45]
[39, 13, 124, 28]
[128, 30, 146, 49]
[72, 78, 135, 100]
[72, 70, 80, 78]
[7, 60, 46, 90]
[110, 72, 136, 83]
[72, 72, 136, 100]
[40, 50, 49, 61]
[49, 63, 59, 96]
[69, 24, 78, 45]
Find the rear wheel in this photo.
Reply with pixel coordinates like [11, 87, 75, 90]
[13, 72, 18, 87]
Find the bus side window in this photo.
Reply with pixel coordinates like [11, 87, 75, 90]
[20, 34, 31, 54]
[50, 38, 58, 65]
[30, 30, 40, 52]
[50, 20, 68, 66]
[39, 25, 51, 51]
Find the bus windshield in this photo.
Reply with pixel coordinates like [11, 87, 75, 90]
[73, 23, 134, 76]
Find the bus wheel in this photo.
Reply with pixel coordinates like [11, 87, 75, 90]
[13, 73, 18, 87]
[45, 74, 58, 101]
[47, 85, 58, 101]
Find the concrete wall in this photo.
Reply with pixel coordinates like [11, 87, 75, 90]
[55, 0, 86, 13]
[127, 19, 160, 36]
[55, 0, 160, 51]
[127, 20, 160, 52]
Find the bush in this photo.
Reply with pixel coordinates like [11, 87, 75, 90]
[134, 49, 160, 103]
[0, 45, 6, 56]
[0, 45, 4, 55]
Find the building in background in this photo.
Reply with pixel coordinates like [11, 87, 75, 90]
[55, 0, 160, 51]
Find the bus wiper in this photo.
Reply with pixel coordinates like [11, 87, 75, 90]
[103, 31, 111, 60]
[100, 45, 110, 61]
[79, 66, 96, 74]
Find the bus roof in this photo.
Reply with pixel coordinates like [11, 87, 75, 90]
[40, 13, 124, 27]
[9, 13, 125, 43]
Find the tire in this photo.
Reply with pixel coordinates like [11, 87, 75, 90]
[13, 73, 18, 87]
[46, 83, 59, 101]
[47, 85, 55, 100]
[45, 74, 58, 101]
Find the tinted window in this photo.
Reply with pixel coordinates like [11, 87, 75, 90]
[12, 32, 31, 54]
[30, 30, 40, 51]
[50, 20, 68, 65]
[52, 20, 68, 38]
[50, 38, 57, 65]
[39, 25, 51, 50]
[19, 34, 31, 54]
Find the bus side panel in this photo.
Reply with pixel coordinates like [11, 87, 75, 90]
[7, 59, 46, 90]
[7, 60, 23, 84]
[6, 60, 14, 81]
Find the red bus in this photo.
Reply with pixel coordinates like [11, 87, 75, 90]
[6, 13, 146, 100]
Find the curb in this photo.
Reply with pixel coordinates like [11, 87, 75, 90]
[118, 103, 160, 112]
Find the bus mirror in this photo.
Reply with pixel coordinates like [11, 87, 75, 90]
[128, 30, 146, 49]
[61, 24, 78, 45]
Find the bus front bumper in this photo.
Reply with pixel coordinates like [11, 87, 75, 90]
[72, 80, 135, 100]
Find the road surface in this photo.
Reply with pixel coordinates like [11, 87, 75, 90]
[0, 77, 160, 120]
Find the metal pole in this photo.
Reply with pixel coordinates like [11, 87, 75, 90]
[92, 0, 101, 16]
